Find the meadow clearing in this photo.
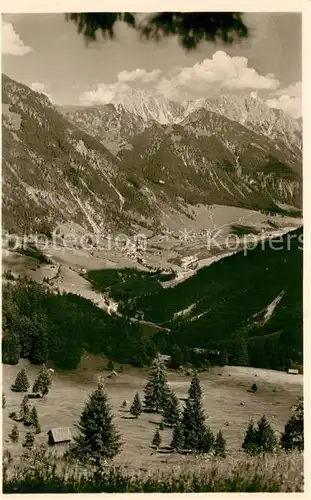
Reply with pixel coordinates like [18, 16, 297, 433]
[2, 356, 303, 472]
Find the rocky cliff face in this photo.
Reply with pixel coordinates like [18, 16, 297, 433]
[2, 75, 155, 234]
[2, 75, 302, 236]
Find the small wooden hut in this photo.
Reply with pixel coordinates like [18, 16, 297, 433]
[47, 427, 72, 446]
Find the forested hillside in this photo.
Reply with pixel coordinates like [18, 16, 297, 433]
[2, 279, 157, 369]
[122, 228, 303, 368]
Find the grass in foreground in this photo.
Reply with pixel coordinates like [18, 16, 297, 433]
[3, 448, 303, 493]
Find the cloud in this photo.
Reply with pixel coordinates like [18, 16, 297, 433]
[2, 21, 33, 56]
[30, 82, 53, 103]
[266, 95, 301, 118]
[118, 68, 161, 83]
[274, 81, 301, 98]
[266, 81, 302, 118]
[156, 51, 280, 99]
[79, 81, 130, 105]
[80, 52, 301, 116]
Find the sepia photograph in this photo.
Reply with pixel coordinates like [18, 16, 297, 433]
[1, 5, 304, 493]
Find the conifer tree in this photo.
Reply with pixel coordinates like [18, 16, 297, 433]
[242, 420, 258, 455]
[162, 390, 180, 428]
[214, 430, 226, 457]
[281, 397, 303, 451]
[11, 368, 29, 392]
[170, 422, 184, 452]
[130, 392, 142, 418]
[20, 395, 30, 421]
[9, 424, 19, 443]
[29, 406, 39, 428]
[2, 393, 6, 409]
[23, 431, 35, 449]
[143, 355, 170, 413]
[232, 339, 248, 366]
[256, 415, 277, 453]
[2, 332, 21, 365]
[242, 416, 277, 455]
[32, 364, 51, 396]
[169, 344, 183, 369]
[182, 386, 210, 454]
[69, 383, 122, 467]
[199, 426, 215, 454]
[188, 371, 202, 401]
[152, 428, 161, 449]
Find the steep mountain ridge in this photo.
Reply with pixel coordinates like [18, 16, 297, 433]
[183, 94, 302, 152]
[61, 90, 302, 155]
[59, 103, 146, 155]
[2, 74, 154, 234]
[3, 75, 302, 237]
[118, 108, 301, 212]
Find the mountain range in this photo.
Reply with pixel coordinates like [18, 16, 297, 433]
[1, 74, 303, 371]
[2, 74, 302, 235]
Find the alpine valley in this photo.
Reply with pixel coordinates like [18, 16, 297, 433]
[2, 73, 303, 373]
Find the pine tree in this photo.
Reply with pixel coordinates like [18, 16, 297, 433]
[214, 430, 226, 457]
[32, 365, 51, 396]
[281, 397, 303, 451]
[162, 390, 180, 428]
[232, 339, 248, 366]
[182, 387, 209, 454]
[188, 371, 202, 401]
[152, 428, 161, 449]
[2, 332, 21, 365]
[242, 420, 258, 455]
[130, 392, 142, 418]
[187, 429, 199, 452]
[69, 383, 122, 467]
[11, 368, 30, 392]
[170, 344, 183, 369]
[29, 406, 39, 428]
[199, 426, 215, 454]
[23, 431, 35, 449]
[20, 395, 30, 421]
[242, 416, 277, 455]
[170, 422, 184, 452]
[9, 424, 19, 443]
[256, 415, 277, 453]
[2, 393, 6, 409]
[143, 355, 170, 413]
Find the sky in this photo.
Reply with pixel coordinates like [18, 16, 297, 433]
[1, 13, 302, 117]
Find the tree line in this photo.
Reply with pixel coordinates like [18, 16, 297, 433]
[2, 275, 301, 373]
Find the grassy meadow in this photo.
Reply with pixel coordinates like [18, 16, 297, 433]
[3, 358, 302, 471]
